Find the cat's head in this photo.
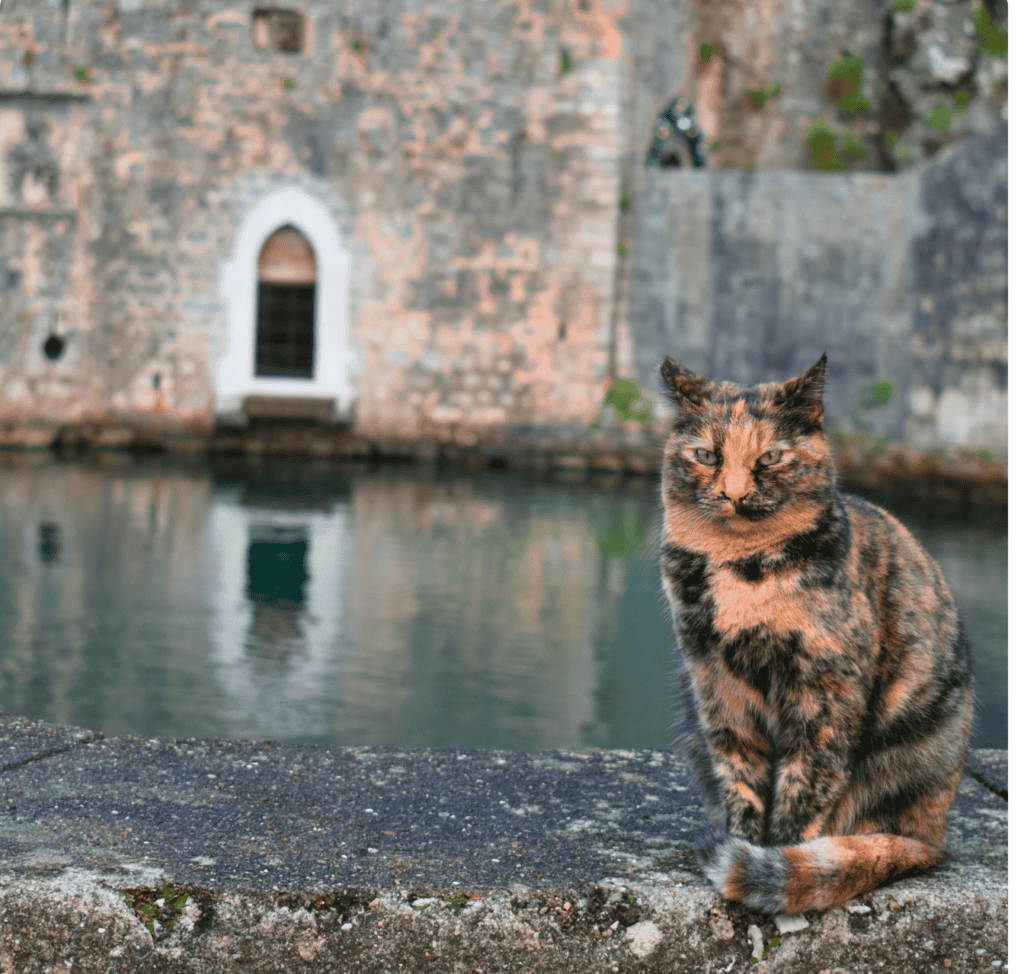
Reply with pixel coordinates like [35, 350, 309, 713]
[659, 355, 835, 531]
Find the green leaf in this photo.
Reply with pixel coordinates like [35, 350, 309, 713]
[926, 104, 952, 130]
[893, 0, 916, 11]
[700, 42, 715, 63]
[838, 91, 873, 113]
[873, 379, 893, 404]
[972, 5, 1007, 57]
[827, 55, 865, 87]
[805, 119, 847, 171]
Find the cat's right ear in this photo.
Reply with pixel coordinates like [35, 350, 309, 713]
[661, 357, 710, 410]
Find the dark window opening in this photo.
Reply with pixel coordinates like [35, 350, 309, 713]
[253, 9, 304, 53]
[255, 282, 316, 378]
[42, 335, 64, 360]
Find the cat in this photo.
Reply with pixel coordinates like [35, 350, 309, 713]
[658, 353, 974, 915]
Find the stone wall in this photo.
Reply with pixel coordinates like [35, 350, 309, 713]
[0, 0, 627, 443]
[626, 121, 1007, 456]
[621, 0, 1007, 174]
[0, 0, 1008, 459]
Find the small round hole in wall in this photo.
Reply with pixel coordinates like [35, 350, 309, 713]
[42, 335, 65, 360]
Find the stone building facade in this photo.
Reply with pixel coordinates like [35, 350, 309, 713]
[0, 0, 1008, 458]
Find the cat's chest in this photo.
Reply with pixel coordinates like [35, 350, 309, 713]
[706, 564, 822, 639]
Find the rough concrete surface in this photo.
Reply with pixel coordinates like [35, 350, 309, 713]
[0, 713, 1007, 972]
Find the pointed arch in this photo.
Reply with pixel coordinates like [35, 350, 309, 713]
[216, 187, 355, 417]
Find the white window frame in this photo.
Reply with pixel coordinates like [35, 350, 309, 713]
[216, 187, 355, 417]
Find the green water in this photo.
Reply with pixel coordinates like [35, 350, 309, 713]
[0, 452, 1006, 750]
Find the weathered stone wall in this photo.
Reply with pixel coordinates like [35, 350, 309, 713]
[0, 0, 627, 442]
[621, 0, 1007, 174]
[626, 121, 1007, 456]
[0, 0, 1008, 458]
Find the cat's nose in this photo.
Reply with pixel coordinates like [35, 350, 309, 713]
[720, 474, 752, 503]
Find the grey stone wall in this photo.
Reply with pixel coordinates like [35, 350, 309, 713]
[626, 122, 1007, 455]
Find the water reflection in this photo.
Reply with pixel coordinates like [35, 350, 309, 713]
[0, 453, 1007, 751]
[38, 522, 61, 563]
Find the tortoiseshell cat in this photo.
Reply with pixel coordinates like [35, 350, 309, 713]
[659, 354, 974, 914]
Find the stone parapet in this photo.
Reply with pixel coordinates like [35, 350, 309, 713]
[0, 712, 1007, 973]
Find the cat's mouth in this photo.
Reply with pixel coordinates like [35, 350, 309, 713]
[715, 499, 773, 524]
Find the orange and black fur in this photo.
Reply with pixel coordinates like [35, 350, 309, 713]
[659, 354, 974, 914]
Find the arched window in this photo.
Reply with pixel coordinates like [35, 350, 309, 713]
[216, 187, 355, 419]
[255, 226, 316, 379]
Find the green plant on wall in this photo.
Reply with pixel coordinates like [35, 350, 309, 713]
[827, 55, 872, 113]
[747, 83, 782, 109]
[847, 377, 896, 433]
[590, 379, 652, 428]
[873, 379, 893, 405]
[926, 104, 952, 130]
[804, 120, 865, 171]
[972, 5, 1007, 58]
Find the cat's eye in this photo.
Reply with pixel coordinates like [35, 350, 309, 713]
[758, 449, 784, 466]
[694, 448, 717, 466]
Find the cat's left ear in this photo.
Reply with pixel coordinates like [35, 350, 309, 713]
[775, 354, 826, 426]
[661, 356, 712, 410]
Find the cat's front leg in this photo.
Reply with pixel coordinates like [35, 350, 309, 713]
[768, 720, 849, 845]
[685, 662, 773, 843]
[715, 740, 773, 844]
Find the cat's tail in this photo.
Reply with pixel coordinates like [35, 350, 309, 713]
[699, 834, 944, 914]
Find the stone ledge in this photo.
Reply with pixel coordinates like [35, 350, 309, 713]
[0, 712, 1007, 972]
